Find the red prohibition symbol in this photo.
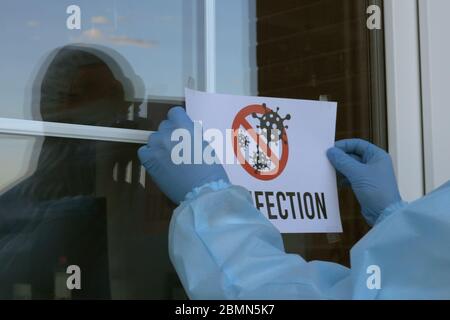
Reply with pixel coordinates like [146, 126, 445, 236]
[231, 104, 289, 181]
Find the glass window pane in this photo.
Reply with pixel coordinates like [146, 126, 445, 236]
[0, 0, 203, 123]
[0, 0, 386, 299]
[0, 133, 184, 299]
[216, 0, 385, 266]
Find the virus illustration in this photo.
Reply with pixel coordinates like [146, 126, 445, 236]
[238, 131, 250, 150]
[252, 103, 291, 145]
[251, 146, 271, 173]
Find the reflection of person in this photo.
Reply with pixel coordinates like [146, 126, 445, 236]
[138, 107, 450, 299]
[0, 45, 139, 299]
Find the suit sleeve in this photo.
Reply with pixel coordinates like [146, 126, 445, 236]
[168, 181, 351, 300]
[169, 180, 450, 300]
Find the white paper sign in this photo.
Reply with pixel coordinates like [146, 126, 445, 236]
[186, 89, 342, 234]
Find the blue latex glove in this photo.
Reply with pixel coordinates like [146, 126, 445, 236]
[138, 106, 229, 204]
[336, 153, 361, 188]
[326, 139, 402, 225]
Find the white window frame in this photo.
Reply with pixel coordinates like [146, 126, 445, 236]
[204, 0, 216, 93]
[0, 117, 151, 144]
[384, 0, 425, 201]
[417, 0, 450, 192]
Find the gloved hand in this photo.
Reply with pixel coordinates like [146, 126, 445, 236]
[335, 153, 362, 188]
[138, 106, 229, 204]
[327, 139, 402, 225]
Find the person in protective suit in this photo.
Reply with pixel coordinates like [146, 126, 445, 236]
[138, 106, 450, 299]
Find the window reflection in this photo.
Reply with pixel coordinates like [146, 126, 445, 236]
[0, 45, 182, 299]
[0, 0, 203, 119]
